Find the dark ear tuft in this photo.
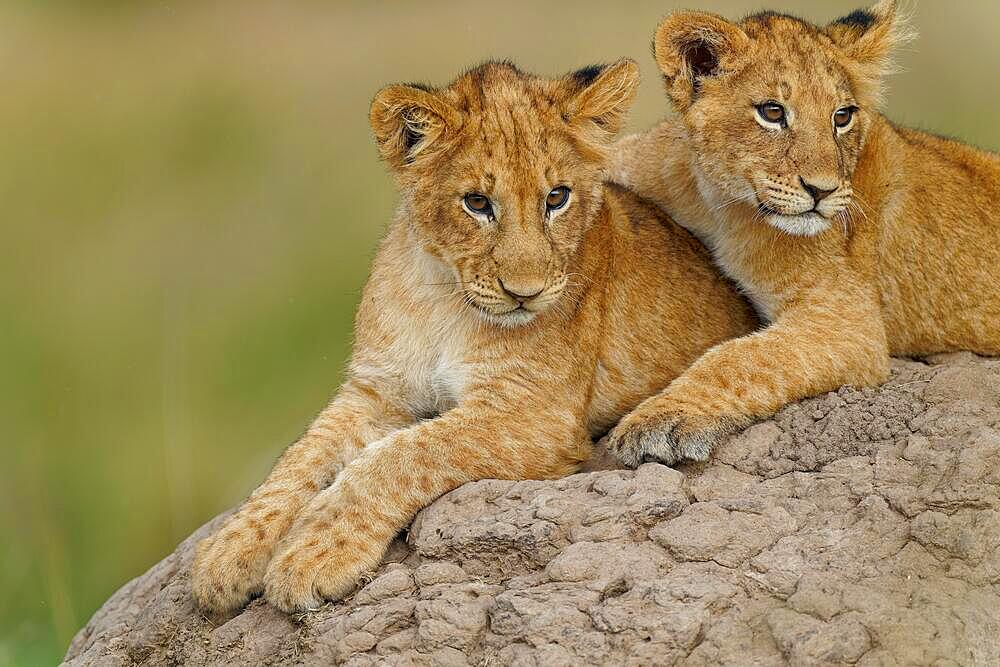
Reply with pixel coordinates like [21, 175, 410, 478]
[571, 64, 606, 88]
[402, 82, 433, 93]
[824, 0, 914, 101]
[832, 9, 878, 30]
[562, 58, 640, 139]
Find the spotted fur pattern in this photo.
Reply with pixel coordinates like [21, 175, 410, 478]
[609, 1, 1000, 466]
[190, 60, 755, 614]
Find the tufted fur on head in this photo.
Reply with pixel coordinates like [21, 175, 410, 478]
[654, 1, 913, 113]
[370, 60, 640, 173]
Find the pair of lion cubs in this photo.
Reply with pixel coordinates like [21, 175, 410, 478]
[194, 0, 1000, 614]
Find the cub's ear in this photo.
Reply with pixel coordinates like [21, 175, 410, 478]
[825, 0, 914, 84]
[369, 83, 461, 170]
[653, 11, 750, 111]
[562, 59, 640, 138]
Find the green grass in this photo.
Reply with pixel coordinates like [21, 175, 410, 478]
[1, 1, 997, 663]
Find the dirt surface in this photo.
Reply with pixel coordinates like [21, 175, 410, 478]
[64, 353, 1000, 666]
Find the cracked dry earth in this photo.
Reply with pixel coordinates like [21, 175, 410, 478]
[64, 353, 1000, 666]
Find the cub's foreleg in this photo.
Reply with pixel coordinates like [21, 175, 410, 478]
[191, 378, 412, 615]
[608, 286, 889, 466]
[262, 389, 588, 612]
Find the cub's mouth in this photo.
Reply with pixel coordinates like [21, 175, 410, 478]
[467, 298, 539, 328]
[464, 285, 565, 328]
[458, 270, 570, 328]
[756, 202, 832, 238]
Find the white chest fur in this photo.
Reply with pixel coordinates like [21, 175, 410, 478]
[383, 249, 475, 419]
[352, 297, 473, 420]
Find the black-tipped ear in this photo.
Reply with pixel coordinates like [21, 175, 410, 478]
[562, 58, 640, 137]
[653, 11, 750, 111]
[369, 84, 461, 170]
[825, 0, 912, 78]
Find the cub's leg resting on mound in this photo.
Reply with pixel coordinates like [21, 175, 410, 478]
[191, 60, 755, 614]
[190, 383, 412, 615]
[608, 0, 1000, 465]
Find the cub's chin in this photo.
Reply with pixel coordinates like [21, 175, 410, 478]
[474, 306, 538, 329]
[765, 212, 831, 237]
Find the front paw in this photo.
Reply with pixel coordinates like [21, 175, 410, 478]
[263, 517, 389, 613]
[191, 517, 276, 615]
[607, 403, 733, 468]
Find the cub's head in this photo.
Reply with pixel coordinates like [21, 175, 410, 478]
[370, 60, 639, 327]
[653, 0, 911, 236]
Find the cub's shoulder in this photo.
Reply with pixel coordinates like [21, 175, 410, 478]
[603, 181, 705, 252]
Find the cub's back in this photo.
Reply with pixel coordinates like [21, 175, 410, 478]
[607, 183, 757, 356]
[587, 183, 756, 434]
[858, 118, 1000, 355]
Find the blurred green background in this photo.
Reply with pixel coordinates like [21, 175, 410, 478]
[1, 1, 997, 663]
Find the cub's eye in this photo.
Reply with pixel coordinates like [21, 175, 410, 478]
[756, 102, 787, 127]
[463, 193, 492, 216]
[545, 186, 571, 212]
[833, 106, 857, 130]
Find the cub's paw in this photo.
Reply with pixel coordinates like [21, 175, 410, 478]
[607, 404, 734, 468]
[191, 517, 276, 615]
[263, 516, 389, 613]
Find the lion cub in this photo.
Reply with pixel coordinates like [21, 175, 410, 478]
[191, 60, 754, 614]
[609, 0, 1000, 466]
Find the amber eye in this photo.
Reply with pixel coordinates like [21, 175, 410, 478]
[834, 106, 857, 129]
[756, 102, 787, 126]
[463, 193, 492, 216]
[545, 186, 571, 212]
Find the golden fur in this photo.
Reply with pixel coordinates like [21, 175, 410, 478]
[191, 60, 755, 614]
[609, 0, 1000, 466]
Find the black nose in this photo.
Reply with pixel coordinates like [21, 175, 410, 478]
[800, 177, 837, 204]
[498, 279, 543, 300]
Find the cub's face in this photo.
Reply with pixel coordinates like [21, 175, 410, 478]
[408, 117, 603, 328]
[370, 61, 638, 326]
[654, 1, 907, 236]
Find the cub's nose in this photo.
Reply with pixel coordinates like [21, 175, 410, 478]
[799, 177, 837, 204]
[498, 278, 544, 301]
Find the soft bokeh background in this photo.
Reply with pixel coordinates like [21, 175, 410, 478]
[2, 0, 997, 663]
